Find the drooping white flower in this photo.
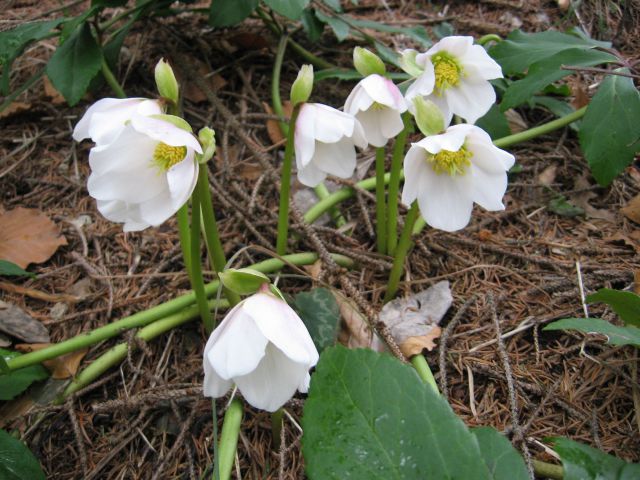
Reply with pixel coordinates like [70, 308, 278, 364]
[72, 97, 162, 146]
[402, 124, 515, 232]
[403, 36, 503, 124]
[86, 115, 202, 231]
[344, 74, 407, 147]
[294, 103, 367, 187]
[203, 291, 319, 412]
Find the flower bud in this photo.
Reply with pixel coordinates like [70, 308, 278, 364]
[412, 97, 445, 136]
[399, 49, 423, 77]
[290, 64, 314, 106]
[154, 58, 179, 104]
[219, 268, 270, 295]
[197, 127, 216, 164]
[353, 47, 386, 77]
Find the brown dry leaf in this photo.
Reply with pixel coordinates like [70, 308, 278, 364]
[263, 101, 293, 145]
[0, 101, 31, 119]
[182, 60, 227, 103]
[214, 144, 263, 180]
[538, 164, 557, 186]
[477, 229, 493, 242]
[0, 395, 34, 428]
[571, 176, 616, 222]
[621, 193, 640, 224]
[504, 109, 527, 133]
[15, 343, 87, 379]
[229, 32, 270, 50]
[332, 291, 372, 348]
[605, 233, 640, 254]
[43, 75, 66, 105]
[635, 270, 640, 295]
[400, 326, 442, 357]
[303, 260, 323, 281]
[570, 78, 589, 109]
[0, 301, 49, 343]
[0, 207, 67, 268]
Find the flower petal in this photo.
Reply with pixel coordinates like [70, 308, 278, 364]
[426, 36, 473, 58]
[96, 200, 149, 231]
[88, 125, 157, 175]
[417, 168, 474, 232]
[405, 63, 435, 103]
[360, 75, 406, 111]
[460, 44, 503, 80]
[312, 138, 357, 178]
[401, 144, 426, 206]
[166, 152, 199, 206]
[379, 106, 405, 139]
[344, 82, 374, 115]
[294, 103, 316, 168]
[297, 160, 327, 187]
[444, 79, 496, 124]
[131, 115, 202, 153]
[355, 108, 387, 148]
[313, 104, 356, 143]
[203, 355, 233, 398]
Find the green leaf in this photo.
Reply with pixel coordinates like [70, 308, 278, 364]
[0, 429, 46, 480]
[263, 0, 309, 20]
[301, 8, 325, 42]
[45, 22, 103, 106]
[550, 437, 640, 480]
[92, 0, 127, 6]
[293, 288, 340, 351]
[0, 260, 35, 278]
[321, 0, 342, 12]
[302, 346, 491, 479]
[432, 22, 455, 39]
[548, 196, 584, 217]
[209, 0, 258, 27]
[345, 17, 431, 47]
[476, 104, 511, 139]
[586, 288, 640, 327]
[315, 10, 350, 41]
[489, 29, 610, 76]
[472, 427, 530, 480]
[501, 48, 617, 110]
[0, 349, 50, 401]
[578, 70, 640, 187]
[533, 96, 580, 131]
[544, 318, 640, 348]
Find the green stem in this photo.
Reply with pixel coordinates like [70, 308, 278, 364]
[176, 204, 192, 278]
[272, 33, 289, 135]
[314, 183, 346, 227]
[375, 147, 388, 253]
[100, 57, 126, 98]
[411, 354, 439, 394]
[477, 33, 502, 45]
[276, 106, 301, 256]
[190, 190, 214, 332]
[271, 408, 284, 450]
[387, 113, 411, 256]
[384, 201, 419, 303]
[532, 459, 563, 480]
[216, 398, 243, 480]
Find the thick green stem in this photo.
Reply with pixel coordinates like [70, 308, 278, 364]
[314, 183, 346, 227]
[384, 201, 419, 303]
[532, 459, 563, 480]
[272, 33, 289, 135]
[276, 106, 301, 256]
[375, 147, 388, 253]
[411, 354, 439, 394]
[190, 191, 214, 332]
[100, 58, 126, 98]
[271, 408, 284, 450]
[176, 204, 192, 278]
[477, 33, 502, 45]
[387, 113, 411, 256]
[216, 399, 243, 480]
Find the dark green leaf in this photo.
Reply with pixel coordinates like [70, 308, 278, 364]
[578, 70, 640, 186]
[0, 349, 50, 401]
[432, 22, 455, 39]
[501, 48, 616, 110]
[0, 429, 46, 480]
[321, 0, 342, 12]
[472, 427, 530, 480]
[315, 10, 349, 41]
[544, 318, 640, 348]
[46, 22, 103, 106]
[374, 41, 401, 68]
[476, 104, 511, 140]
[533, 96, 580, 131]
[209, 0, 258, 27]
[302, 346, 491, 479]
[92, 0, 127, 6]
[548, 196, 584, 217]
[489, 29, 611, 75]
[263, 0, 309, 20]
[315, 68, 362, 81]
[59, 8, 99, 43]
[300, 8, 325, 42]
[293, 288, 340, 351]
[0, 260, 35, 278]
[550, 437, 640, 480]
[586, 288, 640, 327]
[346, 17, 431, 47]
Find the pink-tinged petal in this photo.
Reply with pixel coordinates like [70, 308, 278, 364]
[294, 104, 316, 168]
[297, 161, 327, 187]
[460, 45, 503, 80]
[356, 108, 388, 148]
[344, 82, 374, 115]
[360, 75, 405, 111]
[426, 36, 473, 58]
[313, 138, 357, 178]
[87, 166, 167, 203]
[88, 126, 157, 175]
[313, 104, 356, 143]
[444, 79, 496, 124]
[131, 115, 202, 153]
[401, 145, 426, 206]
[417, 168, 474, 232]
[405, 63, 435, 102]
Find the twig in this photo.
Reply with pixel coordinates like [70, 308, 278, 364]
[66, 398, 89, 477]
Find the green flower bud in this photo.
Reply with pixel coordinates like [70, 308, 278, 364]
[353, 47, 386, 77]
[197, 127, 216, 164]
[290, 64, 314, 106]
[399, 49, 423, 77]
[155, 58, 179, 104]
[219, 268, 270, 295]
[268, 284, 286, 302]
[412, 97, 445, 136]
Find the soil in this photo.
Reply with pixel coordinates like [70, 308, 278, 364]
[1, 1, 639, 479]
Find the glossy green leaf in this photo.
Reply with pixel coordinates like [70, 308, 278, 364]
[578, 70, 640, 187]
[0, 429, 46, 480]
[472, 427, 530, 480]
[45, 22, 103, 106]
[550, 437, 640, 480]
[293, 288, 340, 351]
[533, 96, 580, 131]
[476, 104, 511, 139]
[209, 0, 258, 27]
[544, 318, 640, 348]
[315, 10, 350, 41]
[0, 349, 50, 401]
[0, 260, 35, 278]
[346, 17, 431, 47]
[586, 289, 640, 327]
[264, 0, 309, 20]
[302, 346, 491, 479]
[301, 8, 325, 42]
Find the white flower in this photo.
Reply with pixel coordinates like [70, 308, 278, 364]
[402, 124, 515, 232]
[203, 291, 319, 412]
[403, 36, 503, 124]
[73, 97, 162, 146]
[294, 103, 367, 187]
[344, 74, 407, 147]
[86, 115, 202, 231]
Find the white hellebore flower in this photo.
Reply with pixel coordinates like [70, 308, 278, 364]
[295, 103, 367, 187]
[73, 97, 162, 146]
[402, 124, 515, 232]
[203, 291, 319, 412]
[344, 74, 407, 147]
[86, 115, 202, 231]
[403, 36, 503, 124]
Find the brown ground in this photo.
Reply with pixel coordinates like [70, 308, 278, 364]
[1, 1, 639, 479]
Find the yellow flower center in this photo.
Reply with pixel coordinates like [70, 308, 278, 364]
[432, 52, 461, 92]
[153, 142, 187, 171]
[371, 101, 386, 111]
[428, 147, 472, 176]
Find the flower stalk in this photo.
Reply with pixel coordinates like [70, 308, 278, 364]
[375, 147, 387, 253]
[100, 58, 126, 99]
[386, 112, 412, 255]
[411, 354, 439, 394]
[189, 187, 214, 332]
[216, 398, 243, 480]
[276, 105, 300, 255]
[384, 201, 419, 303]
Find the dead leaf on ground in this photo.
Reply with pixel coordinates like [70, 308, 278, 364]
[332, 291, 372, 348]
[400, 326, 442, 357]
[43, 75, 66, 105]
[570, 78, 589, 109]
[605, 233, 640, 254]
[0, 207, 67, 268]
[263, 101, 292, 145]
[0, 301, 50, 343]
[0, 102, 31, 119]
[505, 109, 527, 133]
[0, 394, 34, 428]
[621, 193, 640, 224]
[229, 32, 270, 50]
[538, 164, 557, 186]
[182, 59, 227, 103]
[303, 260, 323, 281]
[571, 176, 616, 222]
[16, 343, 87, 379]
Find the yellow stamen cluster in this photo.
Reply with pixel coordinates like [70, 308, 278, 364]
[428, 147, 472, 176]
[153, 142, 187, 171]
[432, 53, 461, 91]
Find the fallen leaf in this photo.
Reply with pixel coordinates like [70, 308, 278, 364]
[182, 60, 227, 103]
[15, 343, 87, 379]
[332, 291, 372, 348]
[43, 75, 66, 104]
[621, 193, 640, 224]
[0, 301, 49, 343]
[570, 78, 589, 109]
[400, 326, 442, 357]
[263, 101, 292, 145]
[303, 260, 323, 281]
[0, 332, 10, 348]
[538, 164, 557, 186]
[0, 102, 31, 119]
[605, 233, 640, 254]
[571, 176, 615, 221]
[229, 32, 270, 50]
[477, 229, 493, 241]
[504, 109, 527, 133]
[0, 208, 67, 268]
[635, 271, 640, 295]
[0, 394, 34, 428]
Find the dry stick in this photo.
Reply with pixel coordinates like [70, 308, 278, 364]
[488, 294, 535, 480]
[92, 387, 202, 413]
[66, 398, 89, 477]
